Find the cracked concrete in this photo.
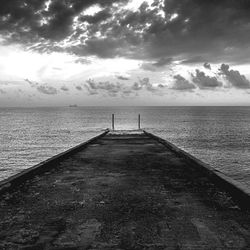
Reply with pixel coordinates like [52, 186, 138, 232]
[0, 133, 250, 249]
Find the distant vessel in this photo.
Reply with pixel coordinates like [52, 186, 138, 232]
[69, 104, 78, 107]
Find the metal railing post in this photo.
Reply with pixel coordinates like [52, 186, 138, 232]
[112, 114, 115, 130]
[138, 114, 141, 130]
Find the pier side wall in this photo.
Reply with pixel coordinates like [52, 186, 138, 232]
[0, 130, 109, 195]
[144, 130, 250, 209]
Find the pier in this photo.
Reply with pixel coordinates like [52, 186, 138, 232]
[0, 129, 250, 249]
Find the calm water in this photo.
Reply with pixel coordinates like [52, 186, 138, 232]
[0, 106, 250, 187]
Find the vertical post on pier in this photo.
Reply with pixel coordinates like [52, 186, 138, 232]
[138, 114, 141, 130]
[112, 114, 115, 130]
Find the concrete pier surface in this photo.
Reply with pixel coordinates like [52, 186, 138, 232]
[0, 131, 250, 249]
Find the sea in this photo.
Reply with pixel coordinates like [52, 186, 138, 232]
[0, 106, 249, 188]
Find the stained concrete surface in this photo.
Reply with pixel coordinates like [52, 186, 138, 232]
[0, 133, 250, 249]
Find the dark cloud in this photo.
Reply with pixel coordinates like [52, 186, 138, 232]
[61, 86, 69, 91]
[203, 63, 211, 70]
[71, 37, 129, 58]
[84, 85, 98, 95]
[153, 57, 173, 67]
[37, 85, 58, 95]
[116, 75, 130, 80]
[144, 0, 250, 62]
[132, 78, 149, 91]
[75, 85, 83, 91]
[157, 0, 250, 63]
[219, 64, 250, 89]
[192, 70, 223, 89]
[25, 79, 58, 95]
[2, 0, 250, 63]
[85, 79, 122, 97]
[131, 78, 165, 94]
[172, 75, 196, 91]
[0, 0, 128, 51]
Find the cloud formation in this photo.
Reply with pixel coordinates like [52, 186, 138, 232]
[0, 0, 128, 42]
[192, 70, 223, 89]
[131, 78, 164, 93]
[2, 0, 250, 63]
[219, 64, 250, 89]
[85, 79, 123, 96]
[75, 85, 83, 91]
[203, 63, 211, 70]
[116, 75, 130, 80]
[172, 75, 196, 91]
[37, 85, 58, 95]
[61, 86, 69, 91]
[25, 79, 58, 95]
[85, 77, 165, 97]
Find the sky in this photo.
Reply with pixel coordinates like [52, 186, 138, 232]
[0, 0, 250, 106]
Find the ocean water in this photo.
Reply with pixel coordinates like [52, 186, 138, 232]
[0, 106, 249, 188]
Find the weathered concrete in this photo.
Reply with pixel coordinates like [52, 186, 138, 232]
[0, 131, 250, 249]
[144, 130, 250, 209]
[0, 130, 109, 195]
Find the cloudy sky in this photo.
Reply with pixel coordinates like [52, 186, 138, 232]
[0, 0, 250, 106]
